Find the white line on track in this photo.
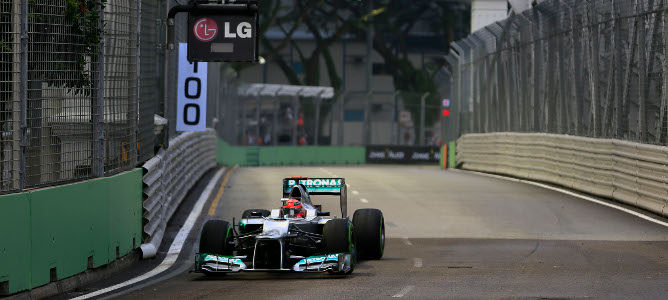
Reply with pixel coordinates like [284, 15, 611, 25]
[413, 258, 423, 268]
[392, 285, 415, 298]
[71, 168, 226, 300]
[456, 169, 668, 228]
[402, 237, 413, 246]
[360, 198, 369, 203]
[352, 190, 359, 195]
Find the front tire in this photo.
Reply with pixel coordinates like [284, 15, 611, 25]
[322, 219, 354, 275]
[322, 219, 352, 253]
[353, 209, 385, 259]
[199, 219, 234, 256]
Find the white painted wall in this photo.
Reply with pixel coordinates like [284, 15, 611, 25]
[508, 0, 533, 14]
[471, 0, 508, 32]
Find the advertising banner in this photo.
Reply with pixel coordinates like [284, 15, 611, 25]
[177, 43, 208, 132]
[187, 9, 258, 62]
[366, 145, 440, 164]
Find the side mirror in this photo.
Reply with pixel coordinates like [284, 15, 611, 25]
[317, 212, 330, 217]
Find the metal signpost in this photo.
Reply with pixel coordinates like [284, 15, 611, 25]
[167, 1, 259, 61]
[165, 0, 259, 137]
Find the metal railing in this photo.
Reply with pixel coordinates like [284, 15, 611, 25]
[141, 129, 217, 256]
[445, 0, 668, 146]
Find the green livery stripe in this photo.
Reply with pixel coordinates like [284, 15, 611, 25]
[225, 225, 232, 241]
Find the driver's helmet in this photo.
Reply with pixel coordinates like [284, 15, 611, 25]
[282, 198, 304, 218]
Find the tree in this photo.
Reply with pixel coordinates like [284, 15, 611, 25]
[233, 0, 469, 143]
[340, 0, 469, 140]
[233, 0, 363, 142]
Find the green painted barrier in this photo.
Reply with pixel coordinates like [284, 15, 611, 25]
[0, 169, 142, 295]
[439, 141, 457, 169]
[217, 138, 365, 166]
[217, 139, 250, 166]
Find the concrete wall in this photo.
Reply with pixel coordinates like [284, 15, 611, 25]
[457, 133, 668, 216]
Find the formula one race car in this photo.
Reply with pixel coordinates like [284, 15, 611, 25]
[194, 177, 385, 275]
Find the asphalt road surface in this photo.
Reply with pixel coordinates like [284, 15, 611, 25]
[115, 165, 668, 299]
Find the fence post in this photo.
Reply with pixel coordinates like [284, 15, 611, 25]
[469, 41, 476, 133]
[273, 98, 278, 146]
[18, 0, 27, 190]
[338, 92, 345, 146]
[255, 94, 261, 141]
[556, 4, 568, 134]
[613, 1, 623, 138]
[133, 0, 141, 165]
[531, 9, 542, 132]
[292, 95, 298, 145]
[241, 98, 247, 144]
[363, 91, 371, 145]
[637, 7, 646, 142]
[392, 91, 399, 144]
[163, 0, 171, 149]
[92, 2, 105, 178]
[661, 4, 668, 144]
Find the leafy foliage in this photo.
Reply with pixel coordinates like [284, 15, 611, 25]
[236, 0, 468, 139]
[29, 0, 106, 95]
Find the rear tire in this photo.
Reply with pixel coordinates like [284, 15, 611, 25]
[353, 209, 384, 259]
[241, 209, 271, 219]
[199, 219, 234, 256]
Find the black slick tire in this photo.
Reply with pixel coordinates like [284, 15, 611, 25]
[322, 219, 352, 254]
[322, 218, 354, 275]
[353, 208, 385, 259]
[199, 219, 234, 256]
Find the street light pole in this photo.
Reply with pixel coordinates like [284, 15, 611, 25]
[419, 92, 430, 146]
[314, 92, 324, 146]
[364, 0, 374, 145]
[392, 90, 400, 145]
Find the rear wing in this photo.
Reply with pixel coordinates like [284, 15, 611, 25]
[282, 177, 345, 195]
[282, 177, 348, 218]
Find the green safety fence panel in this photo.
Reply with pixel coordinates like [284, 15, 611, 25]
[217, 139, 365, 166]
[217, 139, 251, 166]
[448, 141, 456, 169]
[0, 169, 142, 295]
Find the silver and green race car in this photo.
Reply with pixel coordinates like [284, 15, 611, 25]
[194, 177, 385, 275]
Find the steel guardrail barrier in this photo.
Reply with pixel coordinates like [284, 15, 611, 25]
[457, 133, 668, 217]
[140, 129, 217, 257]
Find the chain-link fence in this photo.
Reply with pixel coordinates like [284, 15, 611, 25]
[445, 0, 668, 146]
[0, 0, 191, 194]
